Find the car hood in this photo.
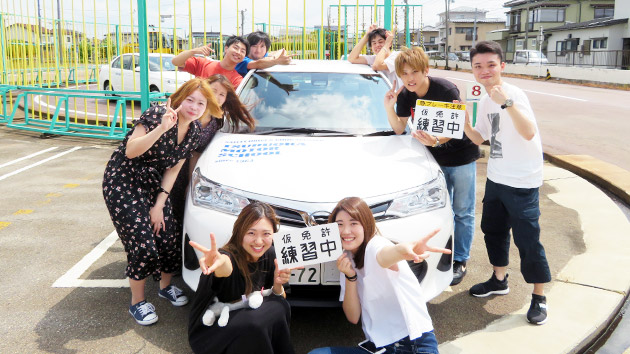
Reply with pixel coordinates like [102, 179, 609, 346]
[196, 133, 439, 203]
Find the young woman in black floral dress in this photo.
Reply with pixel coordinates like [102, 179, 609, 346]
[170, 74, 256, 236]
[102, 78, 222, 325]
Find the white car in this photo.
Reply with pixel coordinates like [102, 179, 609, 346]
[182, 60, 454, 305]
[98, 53, 192, 95]
[512, 50, 549, 65]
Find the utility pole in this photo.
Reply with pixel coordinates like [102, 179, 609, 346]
[472, 7, 477, 48]
[241, 9, 247, 36]
[404, 0, 410, 47]
[444, 0, 452, 69]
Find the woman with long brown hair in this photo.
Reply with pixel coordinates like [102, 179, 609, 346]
[187, 202, 294, 354]
[102, 78, 222, 326]
[309, 197, 451, 354]
[170, 74, 256, 229]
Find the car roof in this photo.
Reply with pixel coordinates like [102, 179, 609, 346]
[257, 60, 380, 74]
[120, 53, 173, 57]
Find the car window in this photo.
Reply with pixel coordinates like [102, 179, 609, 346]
[111, 56, 122, 69]
[516, 52, 526, 59]
[239, 71, 391, 135]
[148, 56, 176, 71]
[122, 55, 133, 70]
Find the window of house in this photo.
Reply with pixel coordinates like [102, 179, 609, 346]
[455, 27, 473, 34]
[516, 40, 524, 48]
[594, 7, 614, 19]
[529, 7, 565, 23]
[531, 39, 537, 47]
[430, 36, 436, 43]
[556, 38, 579, 55]
[592, 38, 607, 49]
[507, 38, 515, 52]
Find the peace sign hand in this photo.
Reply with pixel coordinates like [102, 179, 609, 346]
[397, 229, 452, 263]
[160, 97, 181, 133]
[189, 233, 227, 275]
[384, 81, 404, 109]
[367, 23, 378, 33]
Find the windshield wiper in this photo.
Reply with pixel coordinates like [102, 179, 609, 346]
[364, 130, 397, 136]
[254, 128, 357, 136]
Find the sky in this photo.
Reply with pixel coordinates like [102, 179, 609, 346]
[6, 0, 507, 38]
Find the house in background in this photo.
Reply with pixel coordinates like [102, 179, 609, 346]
[5, 23, 54, 44]
[418, 25, 439, 51]
[437, 7, 505, 53]
[494, 0, 616, 62]
[546, 0, 629, 67]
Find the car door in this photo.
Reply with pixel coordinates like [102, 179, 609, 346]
[115, 54, 132, 91]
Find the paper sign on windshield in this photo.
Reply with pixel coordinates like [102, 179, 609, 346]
[274, 223, 342, 270]
[408, 100, 466, 139]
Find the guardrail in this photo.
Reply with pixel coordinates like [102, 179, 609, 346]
[0, 85, 166, 140]
[546, 50, 630, 69]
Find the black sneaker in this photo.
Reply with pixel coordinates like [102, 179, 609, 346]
[527, 294, 548, 325]
[469, 272, 510, 297]
[450, 261, 467, 286]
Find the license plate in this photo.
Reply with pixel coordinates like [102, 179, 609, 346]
[290, 265, 319, 285]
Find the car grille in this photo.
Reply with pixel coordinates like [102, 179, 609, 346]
[254, 200, 393, 227]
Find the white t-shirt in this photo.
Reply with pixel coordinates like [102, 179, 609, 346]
[475, 81, 543, 188]
[362, 52, 403, 88]
[339, 235, 433, 347]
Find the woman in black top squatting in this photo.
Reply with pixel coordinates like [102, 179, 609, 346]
[102, 78, 222, 326]
[188, 202, 295, 354]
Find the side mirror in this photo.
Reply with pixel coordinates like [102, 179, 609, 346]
[134, 66, 141, 72]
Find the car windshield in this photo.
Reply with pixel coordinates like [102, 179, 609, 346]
[239, 71, 392, 135]
[148, 56, 176, 71]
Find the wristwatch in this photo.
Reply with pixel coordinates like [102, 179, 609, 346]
[432, 136, 441, 147]
[501, 98, 514, 109]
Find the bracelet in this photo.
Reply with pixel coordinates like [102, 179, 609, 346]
[273, 286, 285, 296]
[158, 186, 170, 195]
[345, 273, 358, 282]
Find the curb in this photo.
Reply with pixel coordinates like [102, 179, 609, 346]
[544, 153, 630, 206]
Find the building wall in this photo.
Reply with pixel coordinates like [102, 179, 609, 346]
[448, 22, 505, 51]
[549, 25, 626, 51]
[507, 0, 616, 51]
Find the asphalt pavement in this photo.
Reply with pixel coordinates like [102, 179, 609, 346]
[0, 128, 629, 354]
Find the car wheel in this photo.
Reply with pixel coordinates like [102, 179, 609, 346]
[149, 86, 161, 107]
[104, 81, 116, 97]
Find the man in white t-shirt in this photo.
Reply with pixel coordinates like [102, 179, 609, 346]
[463, 41, 551, 326]
[348, 24, 402, 88]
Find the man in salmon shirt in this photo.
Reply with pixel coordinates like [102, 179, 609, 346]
[172, 36, 248, 88]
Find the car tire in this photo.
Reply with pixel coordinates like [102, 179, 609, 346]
[104, 81, 116, 97]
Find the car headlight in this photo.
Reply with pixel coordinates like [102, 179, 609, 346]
[191, 167, 250, 215]
[384, 171, 447, 217]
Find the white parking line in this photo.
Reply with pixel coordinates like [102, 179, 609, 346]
[521, 89, 588, 102]
[445, 77, 588, 102]
[53, 230, 129, 288]
[0, 146, 58, 169]
[0, 146, 81, 182]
